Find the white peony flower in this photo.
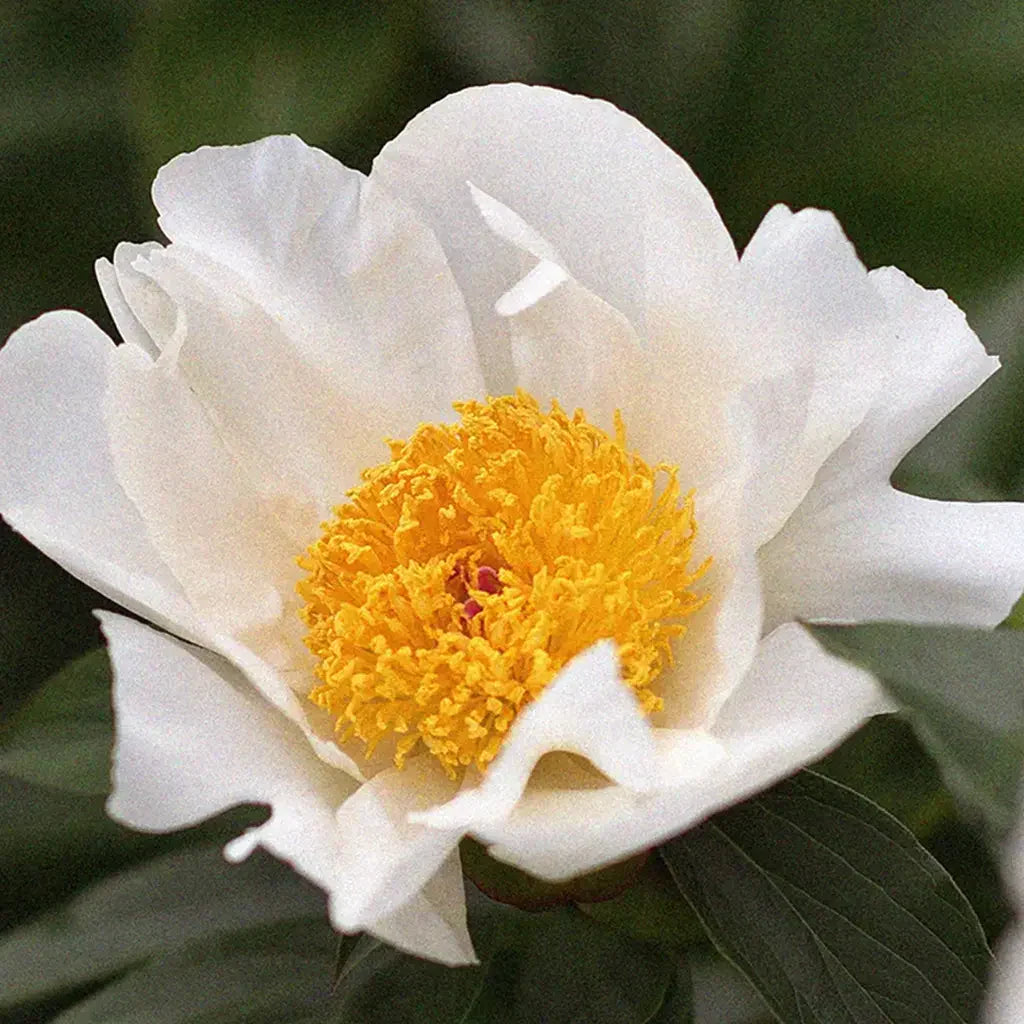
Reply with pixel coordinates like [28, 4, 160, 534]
[3, 83, 1024, 966]
[985, 816, 1024, 1021]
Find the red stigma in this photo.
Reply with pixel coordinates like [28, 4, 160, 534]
[477, 565, 501, 594]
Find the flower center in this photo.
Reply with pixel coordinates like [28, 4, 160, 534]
[297, 391, 709, 778]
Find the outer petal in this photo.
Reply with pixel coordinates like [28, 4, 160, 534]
[760, 269, 1024, 629]
[102, 611, 356, 840]
[0, 312, 201, 639]
[101, 613, 473, 964]
[368, 851, 476, 967]
[372, 82, 736, 392]
[761, 486, 1024, 628]
[472, 625, 888, 880]
[830, 266, 999, 484]
[150, 136, 484, 472]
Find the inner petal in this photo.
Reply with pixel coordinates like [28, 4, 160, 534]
[297, 391, 709, 778]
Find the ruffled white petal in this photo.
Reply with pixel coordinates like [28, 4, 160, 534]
[472, 625, 888, 880]
[0, 312, 202, 639]
[102, 612, 356, 835]
[373, 82, 735, 392]
[151, 136, 484, 464]
[838, 266, 999, 483]
[760, 267, 1024, 629]
[95, 241, 176, 359]
[410, 641, 658, 833]
[101, 612, 473, 964]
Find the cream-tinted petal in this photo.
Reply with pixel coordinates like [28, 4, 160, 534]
[373, 83, 735, 392]
[152, 136, 483, 439]
[474, 625, 887, 880]
[0, 311, 201, 638]
[761, 485, 1024, 628]
[411, 642, 657, 833]
[366, 851, 475, 966]
[103, 339, 300, 636]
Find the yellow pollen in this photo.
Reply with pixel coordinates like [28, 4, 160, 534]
[297, 391, 709, 779]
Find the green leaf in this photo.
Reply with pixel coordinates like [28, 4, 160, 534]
[0, 844, 324, 1008]
[0, 648, 112, 795]
[809, 622, 1024, 837]
[331, 887, 674, 1024]
[48, 920, 336, 1024]
[661, 770, 990, 1024]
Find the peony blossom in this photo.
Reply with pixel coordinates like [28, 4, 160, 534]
[3, 83, 1024, 966]
[985, 815, 1024, 1021]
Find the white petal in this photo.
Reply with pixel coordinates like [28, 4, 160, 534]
[757, 259, 1022, 628]
[468, 180, 562, 264]
[503, 266, 647, 436]
[373, 83, 735, 392]
[152, 136, 484, 445]
[411, 641, 658, 833]
[761, 484, 1024, 628]
[103, 339, 300, 635]
[328, 758, 461, 931]
[985, 924, 1024, 1024]
[737, 206, 894, 545]
[101, 612, 356, 835]
[808, 265, 998, 495]
[128, 240, 472, 536]
[0, 311, 201, 638]
[476, 624, 887, 880]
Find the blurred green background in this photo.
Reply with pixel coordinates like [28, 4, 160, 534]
[3, 1, 1024, 1020]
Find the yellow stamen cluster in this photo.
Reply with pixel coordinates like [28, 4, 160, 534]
[298, 391, 708, 778]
